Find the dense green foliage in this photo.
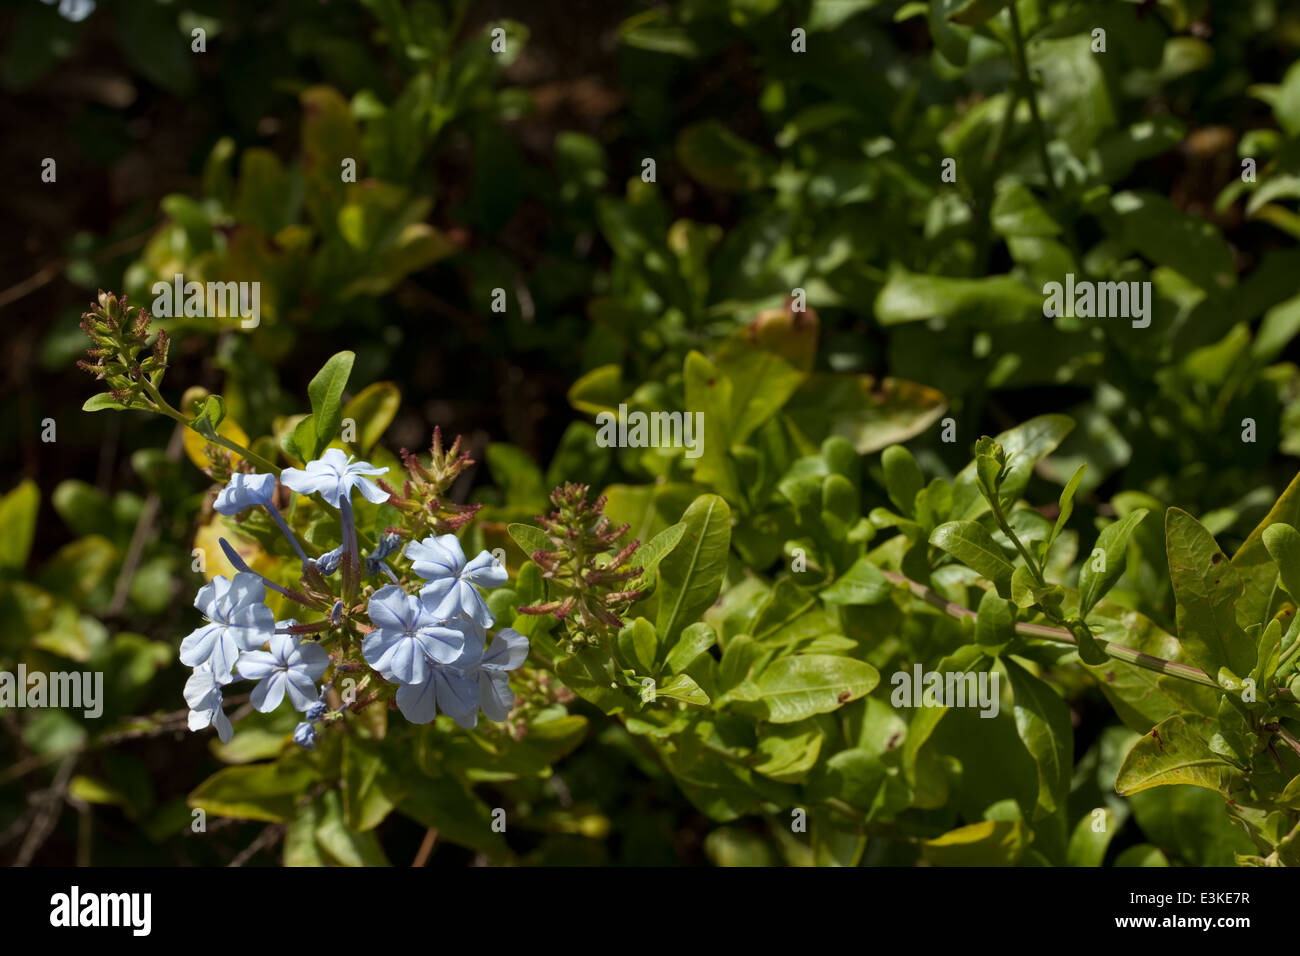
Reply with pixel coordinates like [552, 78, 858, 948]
[7, 0, 1300, 866]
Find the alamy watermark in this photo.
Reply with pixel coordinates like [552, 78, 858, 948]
[151, 273, 260, 328]
[890, 664, 1000, 717]
[1042, 273, 1151, 328]
[50, 886, 151, 936]
[0, 665, 103, 718]
[595, 404, 704, 459]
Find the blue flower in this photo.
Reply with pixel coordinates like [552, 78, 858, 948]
[183, 664, 233, 743]
[179, 573, 275, 682]
[213, 473, 277, 516]
[393, 666, 480, 727]
[236, 633, 330, 713]
[305, 700, 327, 721]
[42, 0, 96, 23]
[313, 545, 343, 575]
[365, 532, 403, 579]
[293, 722, 317, 750]
[215, 473, 310, 565]
[467, 628, 530, 722]
[279, 448, 389, 510]
[407, 534, 507, 628]
[363, 585, 468, 685]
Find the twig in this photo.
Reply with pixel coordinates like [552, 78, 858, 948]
[880, 569, 1278, 695]
[107, 422, 185, 617]
[15, 756, 77, 866]
[1007, 3, 1057, 201]
[229, 823, 287, 867]
[0, 228, 154, 311]
[413, 828, 439, 866]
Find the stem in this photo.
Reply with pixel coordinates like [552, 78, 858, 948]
[881, 570, 1294, 699]
[974, 88, 1020, 275]
[985, 484, 1045, 586]
[1007, 3, 1057, 201]
[140, 378, 281, 475]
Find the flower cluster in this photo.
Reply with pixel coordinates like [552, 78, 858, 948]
[178, 444, 528, 747]
[518, 483, 645, 647]
[77, 292, 170, 409]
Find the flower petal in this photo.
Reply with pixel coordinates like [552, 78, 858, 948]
[351, 475, 391, 504]
[481, 628, 530, 671]
[463, 550, 508, 588]
[235, 650, 279, 681]
[395, 675, 439, 724]
[250, 672, 287, 713]
[478, 671, 515, 722]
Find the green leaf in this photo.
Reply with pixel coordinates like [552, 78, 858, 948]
[975, 588, 1015, 652]
[284, 798, 328, 866]
[82, 394, 130, 412]
[875, 270, 1042, 326]
[397, 772, 508, 859]
[750, 654, 879, 723]
[1029, 33, 1114, 155]
[1114, 844, 1169, 867]
[1115, 715, 1241, 796]
[953, 414, 1075, 516]
[654, 672, 710, 705]
[922, 819, 1028, 866]
[1107, 191, 1236, 292]
[941, 0, 1011, 25]
[315, 789, 390, 866]
[556, 646, 628, 715]
[1080, 603, 1219, 732]
[507, 522, 551, 558]
[713, 326, 809, 444]
[930, 520, 1014, 591]
[665, 621, 716, 674]
[1077, 508, 1148, 617]
[304, 351, 355, 459]
[783, 373, 947, 454]
[881, 444, 925, 518]
[1067, 809, 1117, 867]
[339, 382, 400, 455]
[567, 363, 623, 416]
[1232, 468, 1300, 628]
[343, 739, 400, 831]
[991, 181, 1061, 238]
[1048, 464, 1087, 554]
[0, 480, 39, 570]
[188, 762, 317, 823]
[676, 120, 774, 192]
[751, 721, 824, 783]
[820, 557, 892, 605]
[1003, 659, 1073, 817]
[486, 444, 547, 511]
[683, 350, 739, 502]
[1263, 523, 1300, 602]
[807, 748, 904, 818]
[1165, 508, 1257, 678]
[624, 616, 658, 674]
[655, 494, 732, 647]
[189, 394, 227, 439]
[630, 521, 687, 590]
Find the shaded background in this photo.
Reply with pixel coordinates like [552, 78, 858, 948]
[4, 0, 1300, 865]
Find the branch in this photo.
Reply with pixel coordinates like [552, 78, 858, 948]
[881, 569, 1292, 699]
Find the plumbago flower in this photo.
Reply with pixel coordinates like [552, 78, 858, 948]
[179, 573, 276, 681]
[407, 533, 508, 627]
[173, 436, 529, 749]
[184, 664, 233, 743]
[76, 308, 535, 750]
[236, 633, 330, 713]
